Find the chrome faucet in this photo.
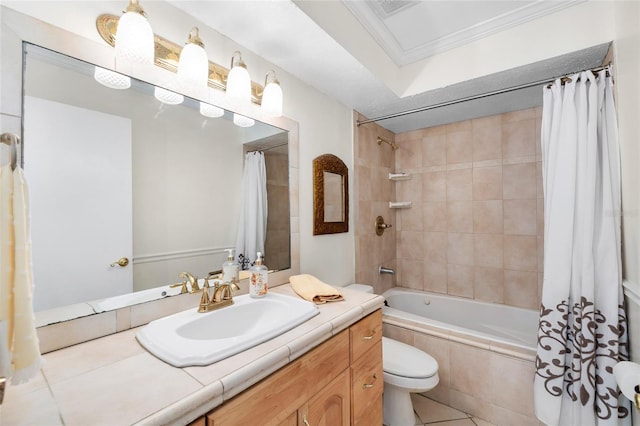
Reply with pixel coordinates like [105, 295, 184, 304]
[197, 276, 240, 313]
[179, 271, 200, 292]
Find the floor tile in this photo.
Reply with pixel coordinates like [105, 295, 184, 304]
[412, 393, 469, 423]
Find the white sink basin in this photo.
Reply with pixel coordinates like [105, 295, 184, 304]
[136, 293, 319, 367]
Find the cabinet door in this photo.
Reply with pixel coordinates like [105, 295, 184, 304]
[299, 369, 350, 426]
[351, 339, 383, 425]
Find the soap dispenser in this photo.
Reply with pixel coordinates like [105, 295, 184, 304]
[221, 249, 239, 285]
[249, 252, 268, 298]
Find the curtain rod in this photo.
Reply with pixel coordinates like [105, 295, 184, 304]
[356, 64, 611, 127]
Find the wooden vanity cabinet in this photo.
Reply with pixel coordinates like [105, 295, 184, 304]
[205, 310, 382, 426]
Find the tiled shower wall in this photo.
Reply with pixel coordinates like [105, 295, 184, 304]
[394, 107, 543, 309]
[354, 112, 397, 295]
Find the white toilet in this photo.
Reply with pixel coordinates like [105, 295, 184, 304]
[345, 284, 440, 426]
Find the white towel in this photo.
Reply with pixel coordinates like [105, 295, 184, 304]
[0, 165, 42, 384]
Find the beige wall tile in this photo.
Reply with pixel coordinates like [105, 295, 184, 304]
[357, 201, 373, 237]
[447, 168, 473, 200]
[449, 389, 493, 423]
[503, 199, 537, 236]
[473, 125, 502, 162]
[450, 343, 491, 397]
[396, 138, 422, 170]
[504, 270, 538, 309]
[398, 205, 423, 231]
[424, 171, 447, 201]
[448, 265, 474, 298]
[399, 259, 424, 290]
[399, 230, 424, 260]
[448, 200, 473, 233]
[382, 323, 414, 345]
[424, 201, 448, 232]
[447, 233, 474, 266]
[424, 231, 448, 264]
[503, 235, 537, 272]
[537, 198, 544, 237]
[474, 234, 503, 268]
[447, 120, 472, 133]
[503, 163, 537, 200]
[357, 166, 372, 202]
[424, 261, 448, 294]
[415, 334, 451, 403]
[447, 131, 473, 164]
[472, 115, 502, 129]
[423, 134, 447, 166]
[473, 166, 503, 200]
[502, 108, 537, 123]
[490, 354, 535, 416]
[398, 176, 423, 204]
[503, 119, 536, 159]
[473, 200, 503, 234]
[474, 267, 504, 303]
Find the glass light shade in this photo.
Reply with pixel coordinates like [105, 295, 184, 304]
[261, 81, 283, 117]
[115, 9, 155, 64]
[200, 102, 224, 118]
[94, 67, 131, 90]
[226, 65, 251, 104]
[233, 113, 255, 127]
[154, 87, 183, 105]
[177, 31, 209, 90]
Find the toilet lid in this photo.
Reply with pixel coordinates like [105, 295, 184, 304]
[382, 337, 438, 379]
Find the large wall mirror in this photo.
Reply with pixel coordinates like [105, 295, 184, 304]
[21, 43, 293, 325]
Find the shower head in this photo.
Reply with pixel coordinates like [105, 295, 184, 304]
[377, 136, 398, 151]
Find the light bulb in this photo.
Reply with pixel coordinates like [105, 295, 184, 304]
[200, 102, 224, 118]
[115, 0, 154, 64]
[94, 67, 131, 90]
[226, 51, 251, 104]
[154, 87, 183, 105]
[233, 113, 255, 127]
[261, 71, 283, 117]
[177, 27, 209, 90]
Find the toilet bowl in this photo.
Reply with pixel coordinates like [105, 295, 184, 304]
[345, 284, 440, 426]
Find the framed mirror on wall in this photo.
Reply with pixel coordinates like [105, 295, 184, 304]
[313, 154, 349, 235]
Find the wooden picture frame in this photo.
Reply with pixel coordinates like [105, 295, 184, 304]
[313, 154, 349, 235]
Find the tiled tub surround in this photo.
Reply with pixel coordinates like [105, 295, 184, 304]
[382, 302, 540, 426]
[0, 285, 383, 425]
[353, 111, 397, 294]
[393, 107, 543, 310]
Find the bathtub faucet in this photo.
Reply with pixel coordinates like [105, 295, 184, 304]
[379, 266, 395, 275]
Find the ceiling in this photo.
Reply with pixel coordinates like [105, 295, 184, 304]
[168, 1, 609, 133]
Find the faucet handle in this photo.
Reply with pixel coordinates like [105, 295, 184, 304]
[179, 271, 200, 292]
[169, 281, 188, 294]
[198, 281, 211, 313]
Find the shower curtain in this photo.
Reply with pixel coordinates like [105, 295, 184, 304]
[0, 162, 42, 384]
[534, 69, 629, 426]
[235, 151, 267, 269]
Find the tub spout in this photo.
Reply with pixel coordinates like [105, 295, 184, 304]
[379, 266, 395, 275]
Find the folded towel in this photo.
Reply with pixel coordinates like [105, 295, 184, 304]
[289, 274, 344, 304]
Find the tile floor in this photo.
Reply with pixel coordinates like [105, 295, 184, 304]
[410, 394, 495, 426]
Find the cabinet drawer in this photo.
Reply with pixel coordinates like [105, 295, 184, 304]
[351, 338, 383, 426]
[349, 310, 382, 362]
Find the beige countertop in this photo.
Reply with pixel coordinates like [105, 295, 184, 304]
[0, 285, 384, 425]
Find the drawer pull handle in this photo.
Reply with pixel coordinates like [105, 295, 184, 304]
[361, 330, 376, 341]
[362, 373, 377, 390]
[303, 415, 311, 426]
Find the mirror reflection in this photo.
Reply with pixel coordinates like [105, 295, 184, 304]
[22, 44, 290, 319]
[323, 171, 344, 222]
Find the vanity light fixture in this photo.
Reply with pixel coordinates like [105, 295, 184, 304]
[114, 0, 155, 64]
[233, 113, 255, 128]
[200, 102, 224, 118]
[177, 27, 209, 90]
[94, 66, 131, 90]
[260, 70, 283, 117]
[226, 51, 251, 104]
[154, 86, 184, 105]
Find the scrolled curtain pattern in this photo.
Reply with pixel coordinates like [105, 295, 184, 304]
[534, 70, 629, 426]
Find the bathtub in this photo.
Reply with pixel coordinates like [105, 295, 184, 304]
[380, 287, 540, 424]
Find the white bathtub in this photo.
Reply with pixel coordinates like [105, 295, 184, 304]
[381, 287, 538, 350]
[381, 287, 540, 423]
